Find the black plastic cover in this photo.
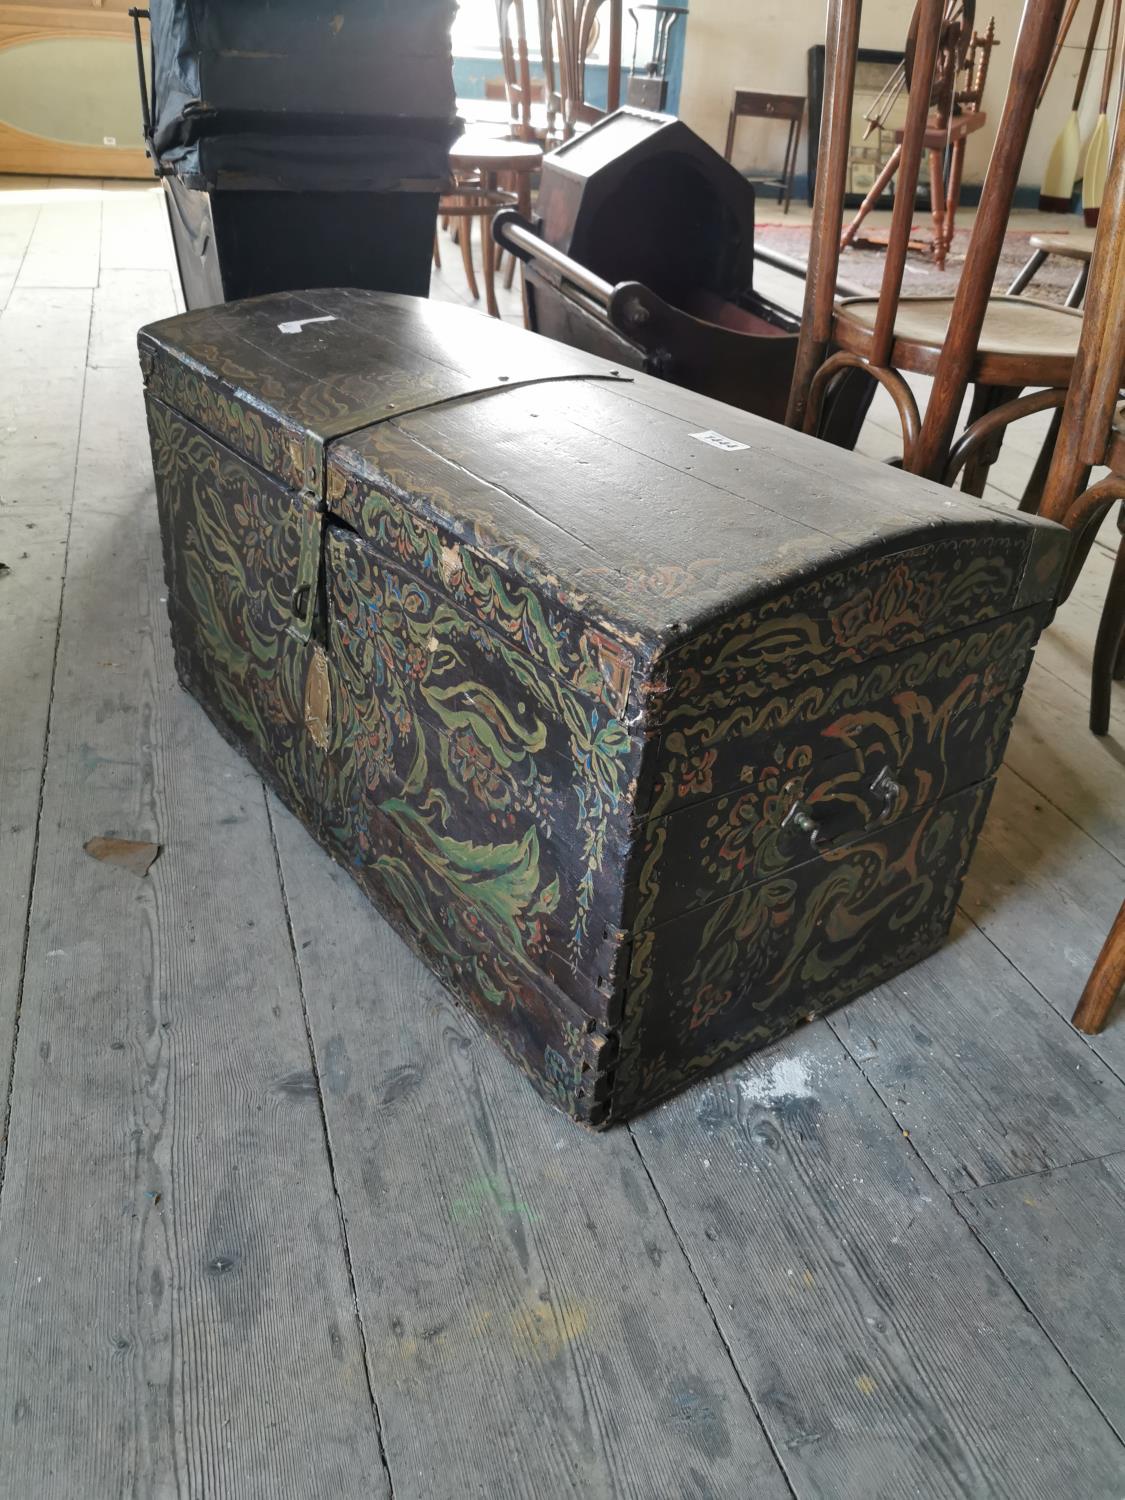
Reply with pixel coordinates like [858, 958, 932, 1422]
[149, 0, 458, 191]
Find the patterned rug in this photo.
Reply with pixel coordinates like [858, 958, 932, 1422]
[755, 221, 1086, 304]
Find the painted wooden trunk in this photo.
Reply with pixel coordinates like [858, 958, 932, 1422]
[138, 289, 1067, 1126]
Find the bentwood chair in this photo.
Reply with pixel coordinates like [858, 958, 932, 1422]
[498, 0, 554, 144]
[437, 0, 544, 319]
[1036, 74, 1125, 736]
[787, 0, 1078, 495]
[1073, 896, 1125, 1034]
[548, 0, 623, 141]
[1008, 228, 1096, 306]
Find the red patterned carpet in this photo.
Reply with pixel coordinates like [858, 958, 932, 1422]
[755, 220, 1087, 303]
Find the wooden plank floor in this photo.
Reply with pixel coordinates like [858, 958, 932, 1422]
[1, 178, 1124, 1498]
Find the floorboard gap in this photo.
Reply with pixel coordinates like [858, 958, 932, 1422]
[1003, 761, 1125, 871]
[625, 1123, 799, 1500]
[0, 286, 93, 1198]
[264, 790, 397, 1498]
[956, 902, 1125, 1090]
[826, 1010, 1125, 1455]
[948, 1146, 1125, 1196]
[953, 1201, 1125, 1449]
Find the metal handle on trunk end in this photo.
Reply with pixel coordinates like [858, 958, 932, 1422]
[870, 766, 903, 823]
[783, 764, 904, 855]
[783, 801, 824, 851]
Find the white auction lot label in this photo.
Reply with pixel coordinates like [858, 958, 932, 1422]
[690, 429, 749, 452]
[278, 315, 338, 335]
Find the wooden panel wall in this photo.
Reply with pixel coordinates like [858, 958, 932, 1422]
[0, 2, 152, 178]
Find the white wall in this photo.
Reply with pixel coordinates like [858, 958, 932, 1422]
[679, 0, 1118, 195]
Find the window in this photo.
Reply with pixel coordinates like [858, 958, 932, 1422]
[451, 0, 538, 57]
[450, 2, 613, 63]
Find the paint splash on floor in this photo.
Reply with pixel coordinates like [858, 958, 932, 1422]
[738, 1055, 818, 1107]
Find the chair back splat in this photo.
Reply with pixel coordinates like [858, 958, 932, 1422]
[786, 0, 1068, 479]
[783, 0, 862, 432]
[913, 0, 1066, 477]
[499, 0, 539, 142]
[1041, 82, 1125, 520]
[869, 0, 944, 368]
[548, 0, 623, 139]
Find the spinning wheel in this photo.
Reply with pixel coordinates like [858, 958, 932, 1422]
[905, 0, 977, 104]
[862, 0, 978, 140]
[842, 0, 997, 267]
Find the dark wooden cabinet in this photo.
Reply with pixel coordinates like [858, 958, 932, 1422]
[139, 288, 1066, 1124]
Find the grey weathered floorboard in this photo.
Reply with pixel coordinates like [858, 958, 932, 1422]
[0, 293, 388, 1497]
[90, 268, 179, 369]
[828, 912, 1125, 1192]
[15, 185, 102, 291]
[0, 287, 92, 1137]
[0, 192, 39, 311]
[269, 802, 791, 1500]
[1003, 660, 1125, 864]
[957, 1152, 1125, 1438]
[98, 183, 174, 275]
[629, 1023, 1125, 1499]
[5, 181, 1125, 1498]
[962, 767, 1125, 1074]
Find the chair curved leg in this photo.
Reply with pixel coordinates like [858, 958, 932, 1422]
[504, 174, 533, 292]
[458, 201, 479, 302]
[1092, 518, 1125, 733]
[804, 351, 920, 467]
[1059, 477, 1125, 602]
[958, 385, 1021, 497]
[1073, 896, 1125, 1034]
[1019, 408, 1063, 513]
[817, 365, 878, 450]
[480, 170, 500, 318]
[942, 387, 1067, 492]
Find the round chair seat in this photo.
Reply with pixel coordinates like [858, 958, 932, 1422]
[834, 293, 1083, 386]
[449, 136, 543, 172]
[1029, 228, 1096, 261]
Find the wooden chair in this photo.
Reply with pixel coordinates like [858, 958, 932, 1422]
[1036, 74, 1125, 736]
[497, 0, 553, 144]
[1073, 896, 1125, 1033]
[440, 137, 543, 318]
[723, 91, 805, 215]
[436, 0, 544, 319]
[1008, 228, 1095, 306]
[1003, 229, 1095, 512]
[548, 0, 623, 140]
[787, 0, 1077, 496]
